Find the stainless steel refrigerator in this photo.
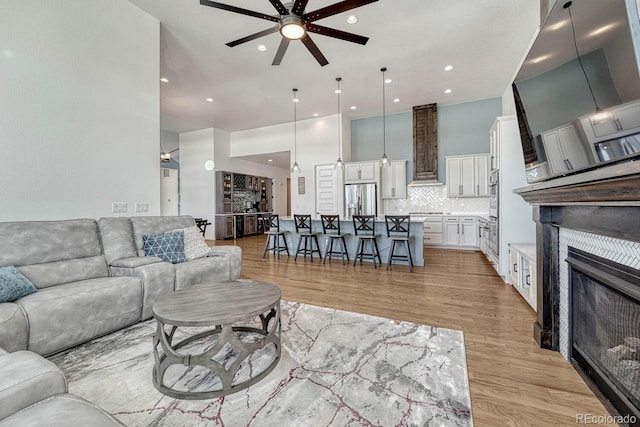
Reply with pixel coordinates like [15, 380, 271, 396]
[345, 183, 377, 217]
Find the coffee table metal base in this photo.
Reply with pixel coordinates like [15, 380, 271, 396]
[152, 303, 280, 400]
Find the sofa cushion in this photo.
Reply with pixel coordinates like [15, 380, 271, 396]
[130, 216, 195, 256]
[0, 265, 37, 303]
[18, 257, 109, 289]
[142, 230, 186, 264]
[182, 226, 211, 261]
[0, 394, 125, 427]
[97, 217, 137, 265]
[17, 277, 143, 356]
[0, 219, 103, 267]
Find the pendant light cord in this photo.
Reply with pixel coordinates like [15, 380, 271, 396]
[565, 2, 600, 111]
[293, 88, 298, 161]
[337, 78, 341, 157]
[382, 68, 386, 154]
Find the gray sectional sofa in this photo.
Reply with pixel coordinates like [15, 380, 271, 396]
[0, 215, 242, 356]
[0, 345, 125, 426]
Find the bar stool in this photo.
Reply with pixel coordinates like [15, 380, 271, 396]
[352, 215, 381, 268]
[293, 214, 322, 262]
[320, 215, 350, 265]
[385, 215, 414, 272]
[262, 214, 289, 259]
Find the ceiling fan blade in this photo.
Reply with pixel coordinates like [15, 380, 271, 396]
[267, 0, 289, 16]
[227, 26, 279, 47]
[300, 34, 329, 66]
[307, 24, 369, 45]
[272, 38, 291, 65]
[200, 0, 279, 23]
[304, 0, 378, 22]
[291, 0, 310, 15]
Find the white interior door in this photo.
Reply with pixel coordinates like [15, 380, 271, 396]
[315, 164, 340, 216]
[160, 168, 179, 216]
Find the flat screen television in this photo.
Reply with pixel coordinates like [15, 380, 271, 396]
[513, 0, 640, 183]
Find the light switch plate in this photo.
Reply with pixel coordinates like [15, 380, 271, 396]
[135, 202, 149, 213]
[112, 202, 128, 213]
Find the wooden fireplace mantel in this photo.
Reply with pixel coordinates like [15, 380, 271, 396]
[514, 160, 640, 350]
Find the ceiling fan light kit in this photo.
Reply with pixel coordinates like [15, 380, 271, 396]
[200, 0, 378, 66]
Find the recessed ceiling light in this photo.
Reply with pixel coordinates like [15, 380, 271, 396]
[444, 89, 452, 94]
[257, 44, 267, 52]
[160, 77, 169, 83]
[313, 113, 319, 117]
[346, 15, 358, 24]
[267, 159, 273, 162]
[384, 78, 392, 84]
[293, 97, 299, 103]
[350, 106, 357, 110]
[334, 89, 342, 94]
[206, 98, 214, 102]
[444, 65, 454, 71]
[393, 98, 400, 103]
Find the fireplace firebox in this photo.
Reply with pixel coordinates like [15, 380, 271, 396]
[568, 247, 640, 425]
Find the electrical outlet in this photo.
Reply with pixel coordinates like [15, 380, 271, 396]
[112, 202, 128, 213]
[135, 202, 149, 213]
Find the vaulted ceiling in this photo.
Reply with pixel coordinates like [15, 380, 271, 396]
[130, 0, 540, 134]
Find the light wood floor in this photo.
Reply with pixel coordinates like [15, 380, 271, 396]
[210, 236, 616, 426]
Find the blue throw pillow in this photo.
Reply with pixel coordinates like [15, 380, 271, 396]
[143, 230, 187, 264]
[0, 265, 38, 303]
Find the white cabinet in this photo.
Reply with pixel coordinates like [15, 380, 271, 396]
[474, 155, 489, 197]
[423, 216, 444, 245]
[490, 124, 499, 171]
[460, 217, 478, 247]
[446, 154, 489, 197]
[540, 123, 591, 174]
[424, 215, 480, 249]
[443, 217, 460, 246]
[508, 244, 537, 311]
[345, 161, 377, 183]
[579, 99, 640, 143]
[381, 160, 407, 199]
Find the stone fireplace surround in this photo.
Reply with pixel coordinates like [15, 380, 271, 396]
[516, 161, 640, 421]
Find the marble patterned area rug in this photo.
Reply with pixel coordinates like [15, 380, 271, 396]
[49, 302, 473, 427]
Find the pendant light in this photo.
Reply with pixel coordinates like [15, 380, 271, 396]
[379, 67, 391, 168]
[334, 77, 344, 170]
[291, 88, 301, 174]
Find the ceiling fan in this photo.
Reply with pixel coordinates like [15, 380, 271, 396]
[160, 147, 179, 163]
[199, 0, 378, 66]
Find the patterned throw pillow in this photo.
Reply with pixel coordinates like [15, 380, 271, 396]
[182, 226, 211, 261]
[143, 230, 187, 264]
[0, 265, 38, 303]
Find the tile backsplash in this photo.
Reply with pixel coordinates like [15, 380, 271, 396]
[384, 185, 489, 214]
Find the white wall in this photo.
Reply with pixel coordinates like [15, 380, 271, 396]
[0, 0, 160, 221]
[214, 129, 289, 216]
[231, 114, 342, 215]
[179, 128, 215, 236]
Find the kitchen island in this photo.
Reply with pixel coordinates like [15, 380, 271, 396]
[276, 217, 424, 267]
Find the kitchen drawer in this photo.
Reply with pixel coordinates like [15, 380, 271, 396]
[443, 216, 459, 223]
[460, 216, 477, 223]
[423, 222, 443, 234]
[424, 216, 443, 222]
[423, 233, 443, 245]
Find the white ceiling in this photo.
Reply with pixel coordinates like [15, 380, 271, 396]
[129, 0, 540, 136]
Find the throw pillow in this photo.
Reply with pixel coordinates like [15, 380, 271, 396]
[143, 230, 187, 264]
[0, 265, 38, 303]
[182, 226, 211, 261]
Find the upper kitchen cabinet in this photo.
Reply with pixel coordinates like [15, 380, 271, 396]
[446, 154, 489, 197]
[541, 123, 593, 175]
[345, 161, 378, 184]
[381, 160, 407, 199]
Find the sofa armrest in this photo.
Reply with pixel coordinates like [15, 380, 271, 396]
[110, 256, 162, 268]
[0, 303, 29, 352]
[0, 351, 67, 420]
[208, 246, 242, 280]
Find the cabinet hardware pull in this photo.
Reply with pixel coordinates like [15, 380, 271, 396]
[566, 159, 573, 170]
[615, 118, 623, 131]
[514, 263, 518, 273]
[525, 274, 530, 286]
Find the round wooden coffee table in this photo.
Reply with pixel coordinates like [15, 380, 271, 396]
[152, 279, 281, 400]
